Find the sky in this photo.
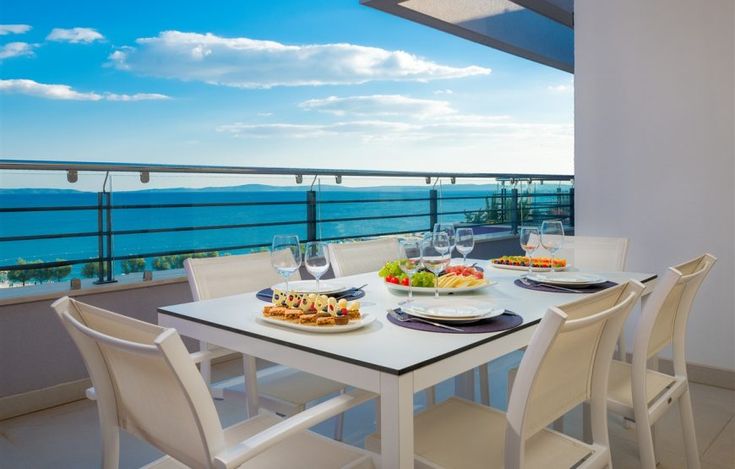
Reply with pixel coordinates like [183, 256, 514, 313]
[0, 0, 573, 189]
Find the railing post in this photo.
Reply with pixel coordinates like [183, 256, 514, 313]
[306, 190, 317, 241]
[511, 188, 519, 235]
[429, 189, 438, 230]
[95, 192, 105, 284]
[500, 187, 507, 223]
[569, 187, 575, 228]
[104, 192, 115, 283]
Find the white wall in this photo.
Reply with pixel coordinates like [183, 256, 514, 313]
[575, 0, 735, 370]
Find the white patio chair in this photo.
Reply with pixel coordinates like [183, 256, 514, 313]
[185, 252, 348, 440]
[327, 238, 401, 278]
[51, 296, 377, 469]
[607, 253, 716, 469]
[498, 235, 630, 424]
[366, 280, 644, 468]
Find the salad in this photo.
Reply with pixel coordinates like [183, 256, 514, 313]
[378, 260, 485, 287]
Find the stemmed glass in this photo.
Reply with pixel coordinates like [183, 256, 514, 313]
[304, 241, 329, 294]
[422, 232, 451, 299]
[540, 220, 565, 272]
[433, 222, 456, 263]
[271, 234, 301, 292]
[455, 227, 475, 265]
[398, 239, 421, 303]
[519, 227, 540, 277]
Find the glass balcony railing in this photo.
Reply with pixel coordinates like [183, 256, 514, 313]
[0, 160, 574, 287]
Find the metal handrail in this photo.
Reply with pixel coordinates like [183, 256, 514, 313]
[0, 159, 574, 182]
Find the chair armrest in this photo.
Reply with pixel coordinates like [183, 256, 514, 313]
[212, 388, 376, 469]
[189, 350, 213, 364]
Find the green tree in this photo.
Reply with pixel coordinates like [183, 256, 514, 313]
[51, 262, 72, 282]
[121, 258, 146, 274]
[152, 256, 173, 271]
[81, 261, 107, 279]
[7, 258, 35, 286]
[0, 270, 6, 284]
[31, 263, 53, 284]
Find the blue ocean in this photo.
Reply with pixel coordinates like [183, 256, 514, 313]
[0, 187, 566, 278]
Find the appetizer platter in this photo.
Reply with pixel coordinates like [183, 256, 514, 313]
[490, 256, 567, 272]
[260, 289, 374, 333]
[378, 262, 492, 294]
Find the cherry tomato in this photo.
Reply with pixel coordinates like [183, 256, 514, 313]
[401, 277, 410, 286]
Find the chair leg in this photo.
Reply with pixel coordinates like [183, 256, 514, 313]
[635, 417, 657, 469]
[100, 420, 120, 469]
[425, 386, 436, 407]
[678, 386, 701, 469]
[333, 389, 346, 441]
[582, 401, 592, 443]
[199, 340, 212, 384]
[479, 365, 490, 406]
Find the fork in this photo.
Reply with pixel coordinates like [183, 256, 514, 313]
[388, 309, 464, 332]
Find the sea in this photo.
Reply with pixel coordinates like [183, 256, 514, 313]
[0, 186, 568, 279]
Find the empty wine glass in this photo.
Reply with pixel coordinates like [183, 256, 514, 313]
[304, 241, 329, 294]
[519, 227, 540, 276]
[271, 234, 301, 292]
[398, 239, 421, 303]
[422, 232, 451, 299]
[455, 227, 475, 265]
[541, 220, 565, 271]
[433, 222, 456, 262]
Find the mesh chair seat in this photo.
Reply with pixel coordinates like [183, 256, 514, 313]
[257, 366, 345, 406]
[607, 360, 677, 418]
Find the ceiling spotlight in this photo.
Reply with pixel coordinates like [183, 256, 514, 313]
[67, 170, 78, 183]
[295, 174, 303, 184]
[140, 171, 150, 183]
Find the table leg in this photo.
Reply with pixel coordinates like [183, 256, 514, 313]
[380, 372, 414, 469]
[455, 369, 476, 400]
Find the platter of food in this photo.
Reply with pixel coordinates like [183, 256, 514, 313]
[490, 256, 567, 272]
[259, 289, 374, 333]
[379, 262, 492, 294]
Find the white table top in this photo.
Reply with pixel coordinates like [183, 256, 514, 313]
[158, 264, 656, 375]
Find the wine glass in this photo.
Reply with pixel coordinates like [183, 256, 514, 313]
[304, 241, 329, 294]
[398, 239, 421, 303]
[422, 232, 451, 299]
[433, 222, 456, 262]
[455, 227, 475, 265]
[519, 227, 540, 276]
[271, 234, 301, 292]
[540, 220, 565, 271]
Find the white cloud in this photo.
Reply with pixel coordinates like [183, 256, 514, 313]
[0, 79, 170, 101]
[433, 89, 454, 95]
[0, 24, 31, 35]
[0, 42, 36, 60]
[107, 31, 491, 88]
[547, 81, 573, 93]
[299, 95, 455, 118]
[217, 115, 571, 143]
[47, 27, 104, 43]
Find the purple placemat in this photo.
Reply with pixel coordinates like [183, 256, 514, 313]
[256, 287, 366, 303]
[514, 278, 618, 294]
[386, 309, 523, 334]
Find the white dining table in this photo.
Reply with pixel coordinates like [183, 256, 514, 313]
[158, 263, 656, 469]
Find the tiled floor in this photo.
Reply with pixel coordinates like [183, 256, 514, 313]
[2, 357, 733, 468]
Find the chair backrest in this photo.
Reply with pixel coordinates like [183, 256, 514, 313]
[327, 238, 401, 277]
[51, 297, 225, 468]
[506, 281, 644, 466]
[185, 251, 301, 301]
[633, 253, 717, 370]
[535, 235, 629, 271]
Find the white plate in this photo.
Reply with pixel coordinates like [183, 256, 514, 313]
[527, 272, 607, 286]
[384, 279, 493, 295]
[490, 262, 567, 272]
[272, 280, 348, 295]
[403, 300, 504, 323]
[258, 311, 375, 333]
